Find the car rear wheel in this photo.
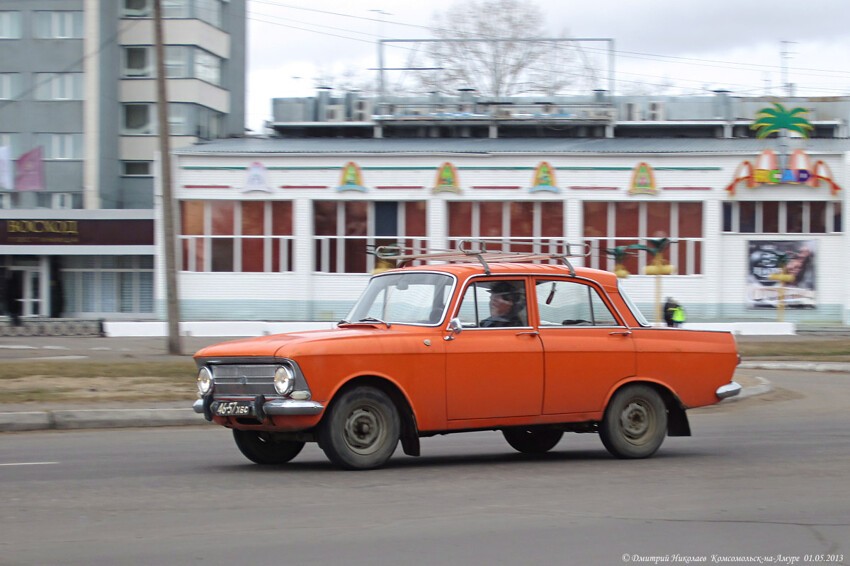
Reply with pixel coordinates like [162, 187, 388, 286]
[318, 386, 400, 470]
[600, 384, 668, 459]
[502, 428, 564, 454]
[232, 429, 305, 465]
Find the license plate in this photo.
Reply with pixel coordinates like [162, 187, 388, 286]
[215, 401, 253, 417]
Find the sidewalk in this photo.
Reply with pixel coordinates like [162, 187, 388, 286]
[1, 334, 848, 433]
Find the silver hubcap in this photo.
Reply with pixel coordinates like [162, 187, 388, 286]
[620, 400, 652, 443]
[343, 406, 386, 455]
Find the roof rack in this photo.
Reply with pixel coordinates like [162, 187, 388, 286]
[375, 239, 590, 276]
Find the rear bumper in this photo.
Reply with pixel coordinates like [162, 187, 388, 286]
[716, 381, 742, 400]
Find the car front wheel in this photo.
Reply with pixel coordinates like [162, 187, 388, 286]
[232, 429, 305, 465]
[318, 386, 400, 470]
[503, 428, 564, 454]
[600, 384, 668, 459]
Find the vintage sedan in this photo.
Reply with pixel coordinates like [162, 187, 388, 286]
[193, 243, 741, 470]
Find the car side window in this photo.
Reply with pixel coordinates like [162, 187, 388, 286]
[457, 280, 528, 328]
[536, 280, 620, 327]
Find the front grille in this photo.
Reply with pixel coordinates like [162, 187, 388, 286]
[212, 364, 277, 396]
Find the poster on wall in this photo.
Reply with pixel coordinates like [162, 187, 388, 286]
[747, 240, 816, 309]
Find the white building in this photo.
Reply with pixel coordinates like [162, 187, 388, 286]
[166, 98, 849, 326]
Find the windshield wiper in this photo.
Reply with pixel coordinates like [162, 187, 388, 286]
[358, 316, 391, 328]
[337, 317, 391, 328]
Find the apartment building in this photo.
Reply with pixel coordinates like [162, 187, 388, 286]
[0, 0, 245, 322]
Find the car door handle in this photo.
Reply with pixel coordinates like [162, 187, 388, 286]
[609, 330, 632, 336]
[517, 331, 539, 337]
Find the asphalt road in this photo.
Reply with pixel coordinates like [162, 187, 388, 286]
[1, 369, 849, 566]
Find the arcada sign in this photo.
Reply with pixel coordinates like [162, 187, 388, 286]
[726, 149, 841, 196]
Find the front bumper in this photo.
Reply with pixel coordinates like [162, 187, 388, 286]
[716, 381, 742, 400]
[193, 396, 324, 421]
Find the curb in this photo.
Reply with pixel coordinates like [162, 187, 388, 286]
[739, 361, 850, 373]
[725, 376, 773, 402]
[0, 408, 207, 432]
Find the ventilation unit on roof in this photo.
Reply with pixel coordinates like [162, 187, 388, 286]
[353, 99, 373, 122]
[325, 105, 346, 122]
[625, 102, 642, 121]
[648, 101, 665, 121]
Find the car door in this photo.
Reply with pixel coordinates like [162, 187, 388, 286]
[445, 278, 544, 420]
[534, 278, 636, 415]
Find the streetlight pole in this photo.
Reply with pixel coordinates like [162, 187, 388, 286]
[154, 0, 182, 354]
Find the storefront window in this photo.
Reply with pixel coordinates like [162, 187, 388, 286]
[179, 200, 294, 272]
[722, 201, 841, 234]
[762, 202, 779, 233]
[583, 202, 703, 275]
[447, 201, 564, 254]
[313, 201, 427, 273]
[62, 256, 154, 315]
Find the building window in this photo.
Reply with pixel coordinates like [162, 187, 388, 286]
[165, 46, 190, 78]
[123, 47, 151, 77]
[122, 0, 151, 18]
[195, 0, 222, 28]
[34, 73, 84, 100]
[195, 48, 221, 85]
[0, 133, 19, 158]
[168, 103, 193, 135]
[122, 103, 154, 134]
[122, 161, 152, 176]
[62, 256, 154, 315]
[34, 11, 84, 39]
[0, 11, 22, 39]
[180, 200, 295, 273]
[721, 201, 842, 234]
[36, 133, 83, 160]
[583, 201, 703, 276]
[314, 201, 428, 274]
[0, 73, 21, 100]
[447, 200, 564, 253]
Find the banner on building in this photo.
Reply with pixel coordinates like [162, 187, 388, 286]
[0, 146, 12, 191]
[747, 240, 816, 309]
[15, 146, 45, 191]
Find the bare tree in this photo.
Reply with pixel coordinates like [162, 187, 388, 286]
[410, 0, 584, 98]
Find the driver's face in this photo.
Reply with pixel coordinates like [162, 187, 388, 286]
[489, 293, 513, 316]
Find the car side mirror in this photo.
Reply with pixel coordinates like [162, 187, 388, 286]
[444, 317, 463, 341]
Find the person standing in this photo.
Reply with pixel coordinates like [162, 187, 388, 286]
[671, 303, 686, 328]
[663, 297, 676, 327]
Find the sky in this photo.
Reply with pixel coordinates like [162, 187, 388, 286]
[244, 0, 850, 132]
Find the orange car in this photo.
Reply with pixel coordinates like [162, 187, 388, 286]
[193, 242, 740, 470]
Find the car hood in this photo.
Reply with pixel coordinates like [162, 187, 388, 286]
[193, 326, 411, 360]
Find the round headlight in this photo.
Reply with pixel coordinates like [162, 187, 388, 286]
[197, 367, 213, 396]
[274, 364, 295, 395]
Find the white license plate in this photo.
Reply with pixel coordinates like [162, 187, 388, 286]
[215, 401, 253, 416]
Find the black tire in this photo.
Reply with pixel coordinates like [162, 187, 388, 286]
[232, 429, 305, 465]
[318, 386, 400, 470]
[600, 384, 668, 459]
[503, 428, 564, 454]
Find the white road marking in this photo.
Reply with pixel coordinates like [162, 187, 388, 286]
[15, 355, 90, 361]
[0, 462, 59, 467]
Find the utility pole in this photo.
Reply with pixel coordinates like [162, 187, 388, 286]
[781, 40, 796, 97]
[154, 0, 182, 355]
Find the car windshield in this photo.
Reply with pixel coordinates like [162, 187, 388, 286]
[345, 272, 454, 325]
[618, 281, 650, 326]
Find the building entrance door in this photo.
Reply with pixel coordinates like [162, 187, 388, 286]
[7, 267, 43, 319]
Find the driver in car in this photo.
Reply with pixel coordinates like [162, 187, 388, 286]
[481, 282, 525, 327]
